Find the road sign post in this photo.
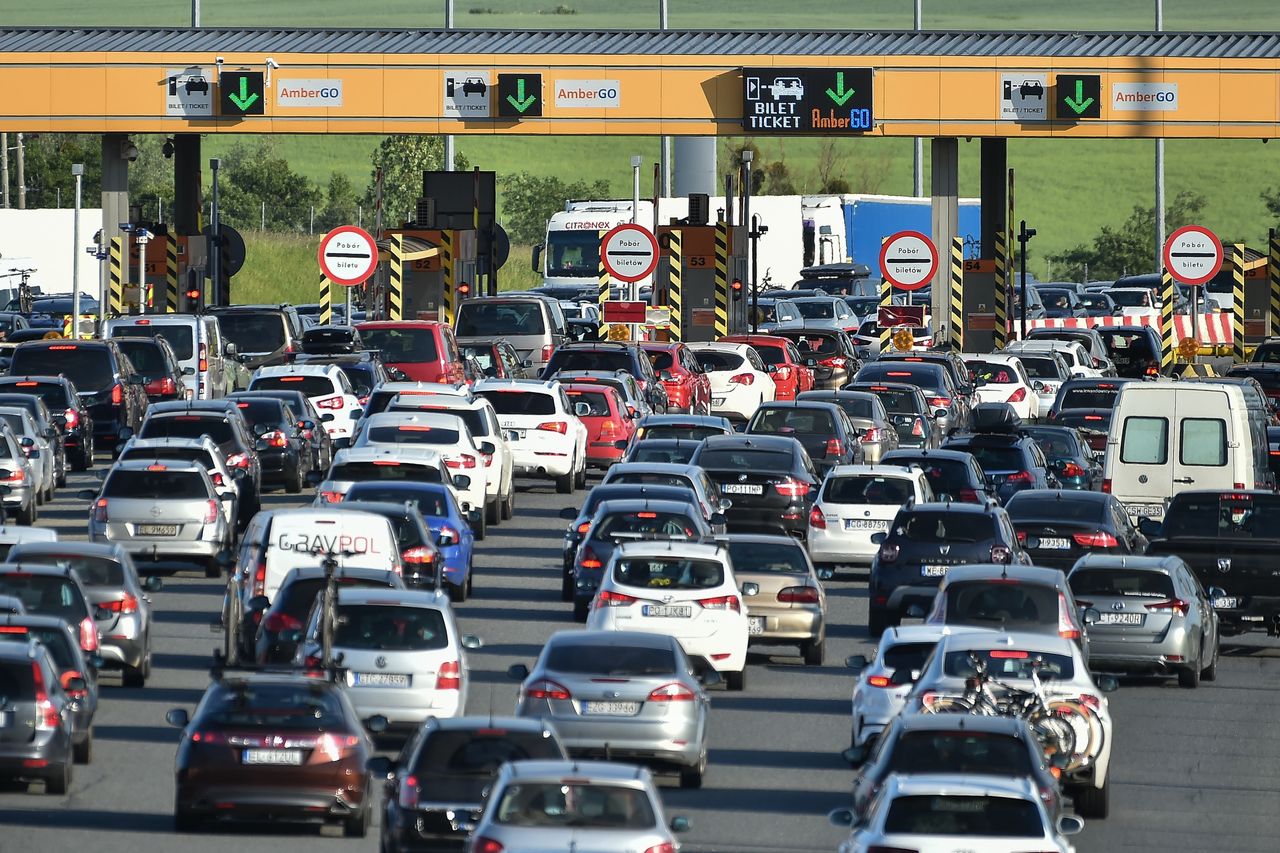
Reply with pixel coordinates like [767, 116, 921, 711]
[318, 225, 379, 287]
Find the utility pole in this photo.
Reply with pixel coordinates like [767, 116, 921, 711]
[912, 0, 924, 197]
[15, 132, 24, 210]
[1017, 219, 1036, 340]
[71, 164, 84, 338]
[209, 158, 222, 307]
[659, 0, 671, 196]
[443, 0, 455, 172]
[192, 0, 200, 27]
[1, 133, 8, 208]
[1155, 0, 1166, 273]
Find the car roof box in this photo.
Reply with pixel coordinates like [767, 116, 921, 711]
[970, 402, 1022, 433]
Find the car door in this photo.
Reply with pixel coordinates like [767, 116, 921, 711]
[204, 318, 228, 397]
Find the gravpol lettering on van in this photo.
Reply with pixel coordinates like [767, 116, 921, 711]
[274, 532, 382, 554]
[1111, 82, 1178, 112]
[276, 79, 344, 107]
[555, 80, 621, 109]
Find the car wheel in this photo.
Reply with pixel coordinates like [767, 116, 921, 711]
[801, 639, 825, 666]
[285, 463, 303, 494]
[1073, 777, 1109, 819]
[555, 469, 574, 494]
[1178, 664, 1201, 689]
[173, 806, 200, 833]
[73, 730, 92, 764]
[1201, 636, 1219, 682]
[56, 463, 66, 488]
[485, 498, 500, 526]
[123, 659, 147, 688]
[572, 599, 590, 623]
[71, 446, 87, 472]
[205, 558, 221, 579]
[449, 580, 467, 604]
[17, 499, 35, 526]
[466, 570, 473, 597]
[501, 487, 514, 520]
[867, 607, 892, 639]
[679, 753, 706, 789]
[344, 785, 372, 837]
[561, 573, 574, 602]
[574, 461, 587, 489]
[46, 761, 70, 795]
[472, 509, 486, 541]
[725, 669, 746, 691]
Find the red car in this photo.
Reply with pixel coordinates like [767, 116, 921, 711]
[639, 342, 711, 415]
[355, 321, 465, 384]
[719, 334, 814, 400]
[563, 382, 636, 468]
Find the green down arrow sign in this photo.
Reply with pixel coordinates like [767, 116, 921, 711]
[506, 79, 536, 114]
[229, 77, 259, 111]
[826, 71, 855, 106]
[498, 74, 543, 118]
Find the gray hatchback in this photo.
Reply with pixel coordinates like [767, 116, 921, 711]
[0, 639, 83, 793]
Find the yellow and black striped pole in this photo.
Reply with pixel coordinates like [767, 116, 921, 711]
[1269, 229, 1280, 339]
[992, 231, 1008, 351]
[714, 222, 730, 339]
[440, 231, 455, 326]
[1233, 243, 1246, 363]
[596, 229, 610, 340]
[668, 230, 682, 342]
[319, 273, 333, 325]
[1159, 269, 1176, 369]
[108, 236, 124, 317]
[949, 236, 964, 353]
[388, 233, 404, 321]
[165, 235, 179, 313]
[878, 277, 893, 355]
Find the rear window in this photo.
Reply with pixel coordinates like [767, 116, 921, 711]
[943, 648, 1074, 680]
[608, 472, 693, 489]
[694, 350, 745, 372]
[564, 390, 612, 417]
[14, 553, 124, 587]
[1006, 496, 1105, 522]
[1100, 330, 1156, 355]
[614, 557, 724, 590]
[595, 511, 696, 541]
[889, 732, 1032, 776]
[10, 346, 113, 392]
[695, 448, 793, 470]
[477, 390, 556, 417]
[388, 403, 486, 437]
[0, 628, 74, 671]
[250, 375, 336, 398]
[455, 302, 545, 337]
[896, 511, 993, 544]
[0, 575, 87, 623]
[1058, 385, 1120, 410]
[105, 469, 209, 499]
[882, 641, 936, 673]
[824, 475, 913, 505]
[856, 364, 943, 390]
[548, 351, 633, 374]
[725, 539, 808, 574]
[359, 327, 439, 363]
[0, 385, 64, 411]
[1120, 416, 1168, 465]
[1018, 357, 1061, 379]
[782, 333, 839, 356]
[139, 416, 234, 447]
[330, 462, 442, 483]
[204, 682, 346, 730]
[827, 397, 875, 419]
[943, 581, 1058, 629]
[0, 661, 36, 702]
[216, 313, 287, 353]
[366, 425, 460, 446]
[494, 782, 655, 830]
[854, 387, 919, 413]
[231, 400, 288, 426]
[545, 642, 676, 676]
[1023, 429, 1079, 459]
[344, 484, 450, 518]
[753, 345, 786, 366]
[884, 795, 1043, 837]
[640, 424, 723, 441]
[119, 447, 213, 469]
[333, 604, 447, 651]
[114, 340, 167, 375]
[460, 345, 498, 376]
[280, 574, 399, 618]
[1162, 493, 1280, 539]
[646, 351, 674, 371]
[110, 324, 194, 360]
[959, 445, 1027, 473]
[794, 301, 835, 319]
[619, 444, 693, 465]
[751, 408, 836, 436]
[414, 729, 564, 789]
[1070, 569, 1175, 598]
[1180, 418, 1227, 466]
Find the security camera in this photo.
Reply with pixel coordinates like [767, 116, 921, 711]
[161, 138, 175, 159]
[215, 56, 225, 66]
[120, 139, 139, 162]
[265, 58, 279, 69]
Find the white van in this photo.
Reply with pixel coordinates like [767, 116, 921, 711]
[105, 314, 229, 400]
[1105, 381, 1271, 522]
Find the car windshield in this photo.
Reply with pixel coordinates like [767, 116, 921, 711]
[344, 485, 450, 518]
[550, 351, 633, 373]
[1162, 493, 1280, 539]
[944, 649, 1073, 680]
[824, 475, 913, 505]
[457, 302, 546, 337]
[111, 323, 194, 360]
[944, 581, 1058, 628]
[595, 511, 696, 541]
[495, 782, 656, 829]
[889, 732, 1031, 775]
[203, 682, 347, 730]
[139, 416, 234, 446]
[751, 408, 836, 436]
[0, 575, 86, 623]
[545, 642, 676, 676]
[13, 553, 124, 587]
[414, 730, 564, 797]
[696, 448, 793, 470]
[794, 301, 835, 319]
[115, 341, 168, 376]
[10, 347, 113, 392]
[1070, 568, 1175, 598]
[330, 462, 442, 483]
[694, 350, 745, 372]
[104, 468, 209, 499]
[250, 375, 335, 397]
[896, 511, 991, 544]
[477, 390, 556, 416]
[366, 425, 461, 446]
[564, 390, 612, 417]
[333, 604, 447, 651]
[359, 327, 440, 363]
[614, 558, 724, 589]
[725, 539, 808, 574]
[216, 313, 287, 353]
[884, 795, 1044, 837]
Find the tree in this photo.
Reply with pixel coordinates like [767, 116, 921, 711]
[317, 172, 358, 231]
[1262, 185, 1280, 224]
[500, 172, 611, 244]
[363, 136, 469, 228]
[127, 136, 174, 221]
[217, 139, 320, 232]
[1048, 190, 1208, 281]
[17, 134, 102, 208]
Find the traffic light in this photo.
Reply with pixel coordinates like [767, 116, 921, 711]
[730, 278, 744, 300]
[457, 281, 472, 297]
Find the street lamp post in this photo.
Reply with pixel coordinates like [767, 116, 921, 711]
[71, 163, 84, 338]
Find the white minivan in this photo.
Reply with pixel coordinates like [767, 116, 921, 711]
[105, 314, 229, 400]
[1105, 381, 1271, 522]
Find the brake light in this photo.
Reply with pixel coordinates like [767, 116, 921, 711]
[111, 383, 123, 406]
[436, 660, 461, 690]
[729, 372, 755, 386]
[1007, 387, 1027, 403]
[523, 679, 571, 701]
[867, 675, 893, 688]
[643, 844, 676, 853]
[100, 593, 139, 615]
[395, 774, 421, 810]
[927, 396, 951, 409]
[263, 430, 288, 449]
[808, 505, 826, 529]
[598, 418, 617, 438]
[1101, 478, 1112, 494]
[252, 561, 267, 597]
[402, 546, 435, 564]
[536, 421, 568, 434]
[698, 594, 741, 612]
[79, 616, 99, 652]
[1060, 462, 1087, 478]
[226, 452, 250, 469]
[1, 468, 24, 484]
[990, 544, 1012, 564]
[575, 521, 591, 535]
[774, 477, 811, 497]
[314, 395, 344, 410]
[878, 543, 900, 562]
[473, 838, 504, 853]
[32, 661, 59, 730]
[1083, 414, 1104, 422]
[541, 344, 554, 362]
[319, 490, 344, 503]
[92, 498, 108, 523]
[63, 409, 80, 429]
[1005, 470, 1033, 484]
[1016, 530, 1027, 544]
[778, 586, 820, 604]
[957, 488, 979, 503]
[595, 590, 636, 608]
[203, 499, 220, 524]
[647, 682, 696, 702]
[1145, 598, 1191, 616]
[1073, 531, 1118, 547]
[1145, 362, 1159, 377]
[825, 438, 844, 456]
[198, 342, 208, 373]
[262, 611, 302, 634]
[990, 649, 1028, 659]
[861, 427, 883, 443]
[445, 454, 477, 469]
[60, 669, 88, 699]
[579, 546, 603, 569]
[1058, 591, 1080, 639]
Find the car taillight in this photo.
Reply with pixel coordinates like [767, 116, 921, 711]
[643, 844, 676, 853]
[100, 593, 139, 615]
[320, 490, 344, 503]
[309, 733, 360, 764]
[1145, 361, 1159, 377]
[226, 452, 250, 469]
[523, 679, 571, 701]
[252, 561, 267, 597]
[2, 468, 24, 484]
[314, 395, 344, 410]
[63, 408, 79, 429]
[395, 774, 421, 810]
[866, 674, 894, 688]
[990, 545, 1012, 564]
[820, 355, 847, 369]
[808, 505, 826, 529]
[598, 418, 618, 438]
[1073, 531, 1118, 547]
[264, 430, 288, 449]
[698, 595, 740, 612]
[927, 396, 951, 409]
[402, 546, 436, 565]
[579, 546, 603, 570]
[957, 487, 979, 503]
[92, 498, 109, 523]
[825, 438, 844, 456]
[1016, 530, 1027, 544]
[729, 372, 755, 386]
[595, 590, 636, 609]
[262, 611, 302, 634]
[536, 421, 568, 434]
[540, 344, 554, 362]
[1007, 387, 1027, 403]
[110, 383, 123, 405]
[778, 586, 820, 604]
[445, 454, 477, 469]
[198, 342, 208, 373]
[32, 661, 59, 730]
[436, 660, 461, 690]
[1057, 591, 1081, 639]
[1145, 598, 1191, 616]
[774, 477, 811, 497]
[211, 472, 226, 487]
[203, 499, 220, 524]
[575, 521, 591, 535]
[473, 838, 505, 853]
[1060, 461, 1087, 478]
[1005, 470, 1033, 484]
[79, 616, 99, 652]
[1101, 478, 1112, 494]
[878, 543, 900, 562]
[647, 682, 696, 702]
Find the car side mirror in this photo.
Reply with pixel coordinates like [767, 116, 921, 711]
[670, 816, 691, 833]
[1082, 607, 1101, 625]
[709, 512, 727, 527]
[658, 370, 674, 382]
[766, 364, 777, 373]
[65, 675, 87, 694]
[1207, 586, 1227, 599]
[462, 634, 483, 650]
[248, 595, 271, 613]
[741, 582, 759, 597]
[305, 470, 325, 486]
[182, 366, 196, 376]
[251, 423, 270, 437]
[889, 668, 916, 686]
[933, 408, 948, 419]
[1032, 380, 1044, 391]
[127, 375, 145, 386]
[828, 807, 855, 828]
[869, 531, 886, 545]
[506, 663, 530, 681]
[18, 437, 33, 448]
[718, 498, 732, 512]
[845, 654, 868, 672]
[452, 474, 471, 489]
[350, 409, 362, 420]
[365, 714, 389, 734]
[333, 437, 351, 450]
[298, 419, 316, 431]
[78, 488, 98, 500]
[614, 440, 629, 450]
[1096, 675, 1119, 693]
[559, 506, 579, 520]
[278, 629, 304, 643]
[223, 342, 238, 357]
[841, 745, 869, 767]
[254, 439, 271, 452]
[804, 358, 817, 368]
[1058, 815, 1085, 837]
[521, 358, 533, 368]
[165, 708, 189, 728]
[366, 755, 395, 779]
[144, 575, 163, 592]
[573, 401, 591, 418]
[1137, 517, 1162, 537]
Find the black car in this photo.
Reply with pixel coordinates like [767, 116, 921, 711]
[1095, 325, 1162, 379]
[1227, 364, 1280, 412]
[0, 379, 94, 470]
[228, 389, 334, 473]
[797, 263, 876, 297]
[252, 566, 404, 664]
[689, 434, 820, 541]
[852, 361, 966, 435]
[1269, 426, 1280, 484]
[7, 340, 148, 457]
[845, 381, 940, 449]
[1038, 287, 1090, 319]
[0, 640, 80, 793]
[112, 336, 186, 403]
[772, 327, 861, 390]
[543, 342, 667, 413]
[877, 351, 979, 418]
[622, 437, 701, 465]
[299, 324, 363, 355]
[1022, 424, 1102, 491]
[375, 716, 568, 853]
[1004, 489, 1147, 571]
[868, 500, 1028, 635]
[137, 402, 262, 522]
[745, 400, 864, 474]
[457, 336, 532, 380]
[557, 483, 702, 582]
[208, 304, 304, 369]
[227, 395, 310, 493]
[943, 405, 1058, 504]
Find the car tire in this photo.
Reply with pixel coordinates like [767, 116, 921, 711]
[555, 469, 574, 494]
[726, 669, 746, 691]
[561, 573, 574, 602]
[1178, 664, 1200, 689]
[867, 608, 892, 639]
[1201, 639, 1219, 682]
[345, 784, 371, 837]
[123, 659, 147, 688]
[801, 639, 825, 666]
[285, 463, 303, 494]
[572, 599, 590, 623]
[1073, 777, 1109, 819]
[472, 510, 486, 541]
[501, 486, 514, 520]
[17, 499, 35, 526]
[574, 462, 587, 489]
[173, 807, 200, 833]
[46, 761, 70, 795]
[73, 730, 92, 764]
[679, 753, 706, 789]
[71, 446, 88, 472]
[205, 559, 221, 579]
[449, 580, 467, 604]
[56, 463, 66, 488]
[485, 498, 500, 526]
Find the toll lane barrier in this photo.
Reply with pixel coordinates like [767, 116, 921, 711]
[1018, 314, 1232, 345]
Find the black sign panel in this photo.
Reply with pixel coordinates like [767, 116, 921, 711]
[219, 71, 265, 117]
[742, 67, 874, 133]
[1055, 74, 1102, 120]
[497, 73, 543, 118]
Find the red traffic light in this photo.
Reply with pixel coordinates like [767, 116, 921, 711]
[457, 282, 471, 296]
[730, 278, 744, 299]
[184, 289, 201, 299]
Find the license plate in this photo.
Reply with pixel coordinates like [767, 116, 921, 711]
[1097, 612, 1144, 626]
[1212, 596, 1241, 609]
[712, 397, 726, 406]
[748, 616, 765, 635]
[844, 519, 887, 531]
[642, 604, 692, 618]
[243, 749, 303, 765]
[353, 672, 411, 688]
[721, 483, 763, 495]
[1038, 537, 1070, 550]
[1125, 503, 1164, 519]
[582, 700, 641, 716]
[137, 524, 178, 536]
[921, 564, 950, 577]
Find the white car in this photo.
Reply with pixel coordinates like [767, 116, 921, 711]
[585, 539, 750, 690]
[1109, 286, 1160, 320]
[0, 405, 56, 503]
[474, 378, 589, 494]
[1005, 339, 1102, 379]
[830, 774, 1083, 853]
[351, 410, 491, 537]
[808, 464, 933, 572]
[313, 445, 471, 516]
[964, 353, 1040, 421]
[384, 392, 515, 525]
[844, 624, 961, 750]
[689, 342, 776, 423]
[249, 363, 363, 441]
[1007, 350, 1071, 415]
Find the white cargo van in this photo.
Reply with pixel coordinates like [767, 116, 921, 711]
[105, 314, 228, 400]
[1105, 381, 1271, 522]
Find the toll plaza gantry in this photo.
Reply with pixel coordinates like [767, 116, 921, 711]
[3, 27, 1279, 342]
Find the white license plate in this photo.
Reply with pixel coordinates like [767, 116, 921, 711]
[1212, 596, 1241, 609]
[721, 483, 763, 495]
[1125, 503, 1164, 518]
[1037, 537, 1071, 550]
[353, 672, 411, 688]
[582, 700, 641, 716]
[844, 519, 887, 531]
[242, 749, 303, 765]
[921, 564, 950, 578]
[748, 616, 765, 635]
[712, 397, 726, 406]
[137, 524, 178, 536]
[643, 604, 692, 618]
[1097, 612, 1144, 626]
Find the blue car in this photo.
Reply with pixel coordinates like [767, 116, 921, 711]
[342, 481, 476, 600]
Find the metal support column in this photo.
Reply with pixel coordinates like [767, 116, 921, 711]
[441, 231, 456, 327]
[1270, 229, 1280, 338]
[388, 234, 405, 321]
[667, 231, 683, 342]
[714, 222, 729, 339]
[1233, 243, 1246, 363]
[992, 231, 1008, 351]
[108, 237, 124, 317]
[980, 139, 1008, 261]
[930, 138, 959, 344]
[166, 235, 179, 313]
[597, 229, 610, 339]
[319, 274, 333, 325]
[100, 134, 130, 252]
[1160, 270, 1176, 369]
[173, 134, 202, 236]
[878, 278, 893, 356]
[949, 237, 964, 353]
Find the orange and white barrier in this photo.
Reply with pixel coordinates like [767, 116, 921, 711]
[1018, 314, 1232, 345]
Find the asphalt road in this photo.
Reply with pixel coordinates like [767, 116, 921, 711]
[2, 463, 1279, 852]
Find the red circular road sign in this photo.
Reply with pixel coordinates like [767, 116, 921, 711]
[1163, 224, 1222, 286]
[879, 230, 938, 292]
[318, 225, 379, 287]
[600, 223, 659, 283]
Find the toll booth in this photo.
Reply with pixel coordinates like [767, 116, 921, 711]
[124, 230, 201, 314]
[375, 229, 477, 323]
[1212, 245, 1269, 347]
[652, 221, 748, 342]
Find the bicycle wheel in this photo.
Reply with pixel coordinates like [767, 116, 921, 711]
[1030, 713, 1077, 768]
[1049, 699, 1104, 764]
[922, 695, 975, 714]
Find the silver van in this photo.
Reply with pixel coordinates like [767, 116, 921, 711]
[105, 314, 229, 400]
[455, 296, 568, 376]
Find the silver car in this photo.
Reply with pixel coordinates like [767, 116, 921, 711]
[7, 541, 160, 687]
[1067, 553, 1220, 688]
[116, 436, 240, 529]
[469, 759, 689, 853]
[508, 630, 712, 788]
[83, 459, 233, 575]
[0, 405, 58, 503]
[0, 422, 38, 525]
[844, 624, 956, 751]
